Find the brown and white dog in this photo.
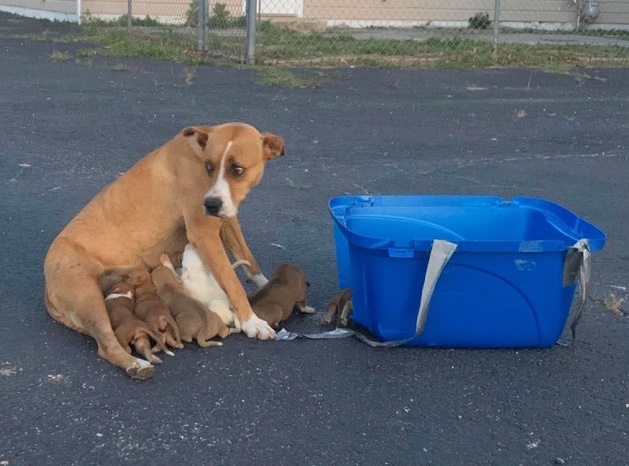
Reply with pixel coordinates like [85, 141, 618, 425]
[151, 260, 230, 347]
[104, 281, 172, 365]
[43, 123, 285, 379]
[248, 263, 315, 328]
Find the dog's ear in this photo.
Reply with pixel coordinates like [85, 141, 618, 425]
[182, 126, 210, 155]
[261, 132, 285, 161]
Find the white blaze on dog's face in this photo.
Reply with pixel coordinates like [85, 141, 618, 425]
[182, 123, 285, 218]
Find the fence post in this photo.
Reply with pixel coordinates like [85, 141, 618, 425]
[492, 0, 501, 61]
[127, 0, 132, 28]
[245, 0, 257, 65]
[197, 0, 207, 50]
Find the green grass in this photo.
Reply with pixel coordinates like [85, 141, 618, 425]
[255, 67, 319, 88]
[12, 17, 629, 71]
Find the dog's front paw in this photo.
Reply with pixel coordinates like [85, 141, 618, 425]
[241, 315, 276, 340]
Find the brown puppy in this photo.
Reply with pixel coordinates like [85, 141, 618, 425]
[104, 281, 171, 365]
[248, 263, 315, 328]
[127, 269, 182, 352]
[43, 123, 284, 378]
[322, 288, 353, 328]
[151, 261, 230, 348]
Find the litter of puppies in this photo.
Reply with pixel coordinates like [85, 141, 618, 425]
[99, 251, 346, 365]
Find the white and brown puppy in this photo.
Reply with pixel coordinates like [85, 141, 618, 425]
[179, 243, 249, 331]
[44, 123, 285, 379]
[248, 263, 315, 328]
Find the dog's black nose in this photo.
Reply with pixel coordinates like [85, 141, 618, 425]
[203, 197, 223, 216]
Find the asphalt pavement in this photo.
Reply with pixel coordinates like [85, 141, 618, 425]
[1, 12, 628, 466]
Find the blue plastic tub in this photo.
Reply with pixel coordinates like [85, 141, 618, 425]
[329, 195, 606, 348]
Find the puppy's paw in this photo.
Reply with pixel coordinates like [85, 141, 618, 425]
[299, 305, 316, 314]
[125, 358, 154, 380]
[241, 315, 276, 340]
[148, 354, 164, 364]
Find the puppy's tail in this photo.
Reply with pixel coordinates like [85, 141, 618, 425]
[231, 259, 251, 271]
[197, 339, 223, 348]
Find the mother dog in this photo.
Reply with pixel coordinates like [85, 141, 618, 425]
[44, 123, 284, 379]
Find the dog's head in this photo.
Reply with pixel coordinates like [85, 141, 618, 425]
[179, 123, 285, 218]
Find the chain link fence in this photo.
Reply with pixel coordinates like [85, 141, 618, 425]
[66, 0, 629, 65]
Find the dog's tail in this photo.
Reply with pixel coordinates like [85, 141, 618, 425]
[231, 259, 251, 271]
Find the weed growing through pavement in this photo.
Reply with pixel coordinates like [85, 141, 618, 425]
[50, 50, 71, 62]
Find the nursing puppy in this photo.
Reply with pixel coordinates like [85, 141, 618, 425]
[128, 269, 182, 352]
[104, 281, 171, 365]
[179, 243, 249, 331]
[43, 123, 284, 378]
[151, 259, 230, 348]
[248, 263, 315, 328]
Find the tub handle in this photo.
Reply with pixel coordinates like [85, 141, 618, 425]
[557, 239, 591, 347]
[353, 239, 458, 347]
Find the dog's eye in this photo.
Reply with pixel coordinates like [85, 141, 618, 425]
[205, 161, 214, 175]
[230, 164, 245, 177]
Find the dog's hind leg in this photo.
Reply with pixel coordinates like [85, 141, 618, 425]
[254, 304, 284, 328]
[339, 300, 353, 327]
[296, 300, 316, 314]
[322, 302, 339, 325]
[157, 315, 183, 349]
[49, 281, 154, 379]
[44, 246, 154, 379]
[135, 335, 163, 364]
